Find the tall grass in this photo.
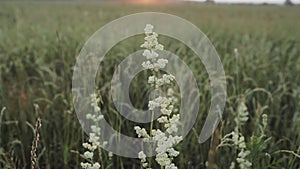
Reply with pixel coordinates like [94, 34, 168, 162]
[0, 2, 299, 168]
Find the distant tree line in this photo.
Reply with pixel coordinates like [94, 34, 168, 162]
[205, 0, 214, 3]
[205, 0, 294, 5]
[285, 0, 294, 5]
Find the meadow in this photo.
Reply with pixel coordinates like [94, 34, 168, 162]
[0, 1, 300, 169]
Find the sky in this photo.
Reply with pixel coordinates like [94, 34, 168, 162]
[185, 0, 300, 4]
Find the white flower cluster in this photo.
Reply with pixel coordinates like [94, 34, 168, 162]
[148, 74, 175, 88]
[262, 114, 268, 129]
[80, 162, 101, 169]
[231, 132, 252, 169]
[141, 24, 166, 72]
[81, 93, 110, 169]
[235, 102, 249, 127]
[218, 100, 252, 169]
[229, 162, 236, 169]
[148, 96, 172, 111]
[233, 102, 252, 169]
[81, 133, 102, 169]
[136, 130, 182, 168]
[135, 24, 181, 169]
[90, 93, 101, 113]
[237, 149, 252, 169]
[152, 130, 182, 167]
[82, 133, 100, 152]
[138, 151, 149, 168]
[135, 126, 181, 168]
[134, 126, 150, 139]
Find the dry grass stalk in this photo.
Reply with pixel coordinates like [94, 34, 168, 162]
[30, 117, 42, 169]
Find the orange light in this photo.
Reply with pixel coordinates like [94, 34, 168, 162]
[141, 0, 151, 3]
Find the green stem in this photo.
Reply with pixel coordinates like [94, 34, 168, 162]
[0, 107, 6, 147]
[148, 110, 155, 168]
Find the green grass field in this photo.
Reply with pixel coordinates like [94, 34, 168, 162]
[0, 2, 300, 169]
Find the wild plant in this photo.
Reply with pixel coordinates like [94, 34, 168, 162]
[80, 93, 111, 169]
[0, 107, 5, 147]
[30, 112, 42, 169]
[217, 96, 272, 169]
[134, 24, 182, 169]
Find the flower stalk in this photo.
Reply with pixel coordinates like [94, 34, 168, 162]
[134, 24, 181, 169]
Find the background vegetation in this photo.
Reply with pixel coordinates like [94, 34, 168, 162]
[0, 2, 299, 168]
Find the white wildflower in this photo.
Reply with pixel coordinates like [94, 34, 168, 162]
[102, 141, 108, 147]
[108, 151, 113, 158]
[81, 93, 106, 169]
[82, 143, 90, 149]
[135, 127, 150, 138]
[83, 151, 94, 160]
[144, 24, 154, 34]
[234, 48, 239, 58]
[156, 96, 171, 108]
[155, 44, 164, 51]
[161, 108, 172, 116]
[238, 136, 246, 149]
[238, 150, 250, 159]
[166, 163, 177, 169]
[134, 126, 141, 131]
[162, 74, 175, 84]
[89, 133, 100, 146]
[82, 142, 97, 151]
[81, 162, 92, 169]
[230, 162, 235, 169]
[91, 125, 101, 134]
[138, 151, 147, 162]
[90, 93, 101, 113]
[142, 162, 148, 167]
[140, 41, 151, 49]
[166, 124, 178, 134]
[154, 58, 168, 69]
[142, 61, 154, 69]
[262, 114, 268, 128]
[236, 102, 249, 126]
[148, 100, 160, 110]
[167, 148, 179, 157]
[167, 88, 174, 96]
[144, 34, 157, 42]
[135, 24, 180, 169]
[86, 114, 103, 121]
[148, 75, 156, 84]
[144, 35, 158, 47]
[169, 114, 180, 124]
[153, 132, 167, 144]
[237, 150, 252, 169]
[218, 99, 253, 169]
[157, 116, 169, 123]
[86, 113, 93, 119]
[232, 131, 239, 145]
[96, 115, 104, 121]
[143, 49, 151, 57]
[173, 135, 183, 144]
[155, 153, 171, 166]
[143, 49, 159, 59]
[91, 162, 101, 169]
